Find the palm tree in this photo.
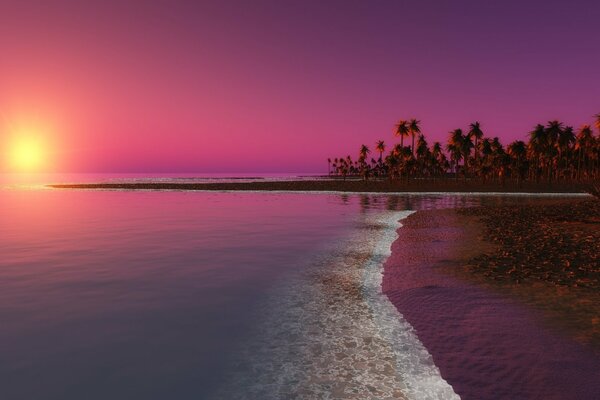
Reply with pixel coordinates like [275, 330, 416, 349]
[431, 142, 445, 179]
[391, 143, 405, 181]
[447, 129, 464, 180]
[394, 120, 409, 149]
[461, 134, 474, 179]
[490, 137, 507, 183]
[544, 121, 563, 182]
[328, 116, 600, 187]
[385, 154, 399, 181]
[408, 119, 421, 156]
[527, 124, 547, 182]
[376, 140, 386, 163]
[546, 120, 563, 143]
[478, 138, 494, 183]
[415, 134, 430, 177]
[358, 145, 370, 180]
[507, 140, 527, 185]
[338, 158, 349, 181]
[556, 126, 575, 181]
[594, 114, 600, 179]
[468, 121, 484, 176]
[359, 144, 371, 159]
[575, 125, 592, 180]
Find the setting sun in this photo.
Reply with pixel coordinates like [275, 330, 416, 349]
[2, 117, 56, 172]
[9, 136, 46, 171]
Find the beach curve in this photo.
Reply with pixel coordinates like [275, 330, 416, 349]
[383, 209, 600, 399]
[218, 210, 459, 399]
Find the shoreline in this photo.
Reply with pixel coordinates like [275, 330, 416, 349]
[361, 211, 458, 399]
[48, 180, 592, 194]
[383, 208, 600, 399]
[219, 210, 456, 399]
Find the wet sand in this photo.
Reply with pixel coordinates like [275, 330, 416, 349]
[383, 209, 600, 399]
[49, 180, 590, 194]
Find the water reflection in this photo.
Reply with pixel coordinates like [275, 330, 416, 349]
[338, 193, 582, 213]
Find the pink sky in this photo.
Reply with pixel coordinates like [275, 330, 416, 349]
[1, 1, 599, 173]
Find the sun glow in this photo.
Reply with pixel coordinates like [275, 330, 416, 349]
[3, 119, 56, 172]
[9, 136, 46, 171]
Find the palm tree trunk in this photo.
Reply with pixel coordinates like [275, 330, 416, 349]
[454, 160, 458, 181]
[577, 149, 582, 181]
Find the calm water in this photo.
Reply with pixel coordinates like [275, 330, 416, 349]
[0, 189, 353, 399]
[0, 175, 586, 399]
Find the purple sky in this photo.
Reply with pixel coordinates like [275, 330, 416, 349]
[1, 0, 599, 173]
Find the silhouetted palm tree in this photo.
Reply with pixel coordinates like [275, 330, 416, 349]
[556, 126, 575, 181]
[507, 140, 527, 185]
[327, 116, 599, 186]
[415, 134, 429, 177]
[575, 125, 594, 180]
[359, 144, 370, 159]
[527, 124, 547, 182]
[385, 153, 399, 181]
[461, 134, 474, 178]
[479, 138, 494, 183]
[408, 119, 421, 156]
[594, 114, 600, 179]
[358, 145, 371, 181]
[468, 121, 484, 174]
[431, 142, 445, 179]
[447, 129, 464, 180]
[395, 120, 409, 149]
[376, 140, 386, 163]
[490, 137, 506, 182]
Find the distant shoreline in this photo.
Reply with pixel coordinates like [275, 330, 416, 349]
[48, 179, 592, 194]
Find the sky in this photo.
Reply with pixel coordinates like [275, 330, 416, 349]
[1, 0, 599, 173]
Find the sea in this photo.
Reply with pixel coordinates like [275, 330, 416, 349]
[0, 173, 591, 399]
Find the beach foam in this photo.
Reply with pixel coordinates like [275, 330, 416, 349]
[362, 211, 458, 399]
[218, 210, 458, 399]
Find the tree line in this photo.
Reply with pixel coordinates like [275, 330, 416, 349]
[328, 115, 600, 185]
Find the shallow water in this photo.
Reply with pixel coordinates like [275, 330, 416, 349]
[0, 177, 590, 399]
[0, 184, 483, 399]
[0, 190, 349, 399]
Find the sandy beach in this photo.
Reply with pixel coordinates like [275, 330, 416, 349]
[383, 205, 600, 399]
[455, 199, 600, 349]
[49, 180, 592, 194]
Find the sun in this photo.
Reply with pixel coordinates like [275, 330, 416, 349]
[9, 136, 46, 171]
[3, 119, 56, 172]
[1, 109, 63, 173]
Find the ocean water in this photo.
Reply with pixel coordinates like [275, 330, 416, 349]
[0, 175, 589, 399]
